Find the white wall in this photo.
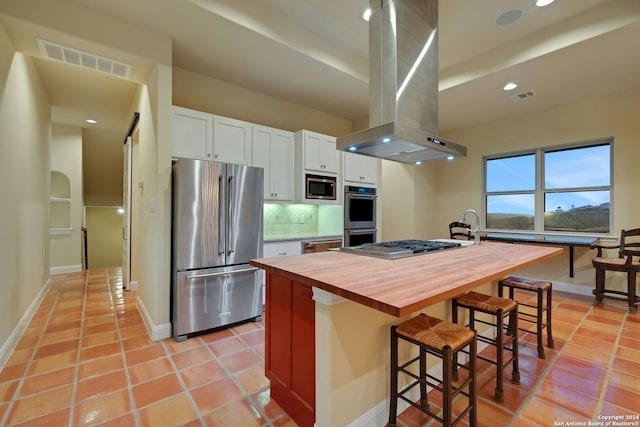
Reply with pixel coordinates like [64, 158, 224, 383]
[0, 22, 51, 360]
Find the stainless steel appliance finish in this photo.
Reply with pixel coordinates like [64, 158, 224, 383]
[172, 158, 264, 340]
[344, 228, 377, 247]
[340, 239, 461, 259]
[301, 238, 343, 254]
[336, 0, 467, 164]
[305, 173, 337, 200]
[344, 185, 376, 230]
[344, 185, 377, 247]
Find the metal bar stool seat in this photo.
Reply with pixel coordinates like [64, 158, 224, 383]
[387, 313, 477, 427]
[452, 291, 520, 403]
[499, 275, 553, 359]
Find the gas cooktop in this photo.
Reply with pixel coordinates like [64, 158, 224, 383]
[340, 239, 462, 259]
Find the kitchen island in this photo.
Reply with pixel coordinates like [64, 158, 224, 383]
[250, 241, 563, 427]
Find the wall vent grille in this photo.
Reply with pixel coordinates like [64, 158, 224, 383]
[37, 38, 132, 79]
[510, 90, 536, 101]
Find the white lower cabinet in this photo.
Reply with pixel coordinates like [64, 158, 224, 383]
[263, 240, 302, 258]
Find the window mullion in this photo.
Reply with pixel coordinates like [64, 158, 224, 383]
[535, 148, 544, 233]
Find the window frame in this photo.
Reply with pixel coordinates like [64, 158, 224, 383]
[482, 139, 613, 237]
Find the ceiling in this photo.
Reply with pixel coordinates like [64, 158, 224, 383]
[2, 0, 640, 137]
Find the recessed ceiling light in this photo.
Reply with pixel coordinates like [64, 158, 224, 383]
[362, 8, 372, 22]
[446, 155, 455, 161]
[496, 9, 523, 26]
[536, 0, 555, 6]
[415, 161, 422, 165]
[382, 137, 391, 143]
[503, 82, 518, 91]
[86, 119, 97, 124]
[349, 146, 357, 152]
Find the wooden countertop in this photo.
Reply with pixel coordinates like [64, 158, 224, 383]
[251, 241, 563, 317]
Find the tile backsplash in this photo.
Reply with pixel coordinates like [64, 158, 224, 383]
[264, 204, 343, 237]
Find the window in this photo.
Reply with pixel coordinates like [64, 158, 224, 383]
[484, 141, 611, 234]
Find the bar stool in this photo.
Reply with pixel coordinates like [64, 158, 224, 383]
[452, 291, 520, 403]
[499, 275, 554, 359]
[387, 313, 477, 427]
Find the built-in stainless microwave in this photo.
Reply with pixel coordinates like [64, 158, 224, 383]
[305, 174, 337, 200]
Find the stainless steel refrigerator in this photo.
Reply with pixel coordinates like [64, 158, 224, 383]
[172, 157, 264, 341]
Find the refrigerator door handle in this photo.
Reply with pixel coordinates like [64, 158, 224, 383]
[185, 266, 257, 279]
[227, 174, 234, 254]
[218, 174, 224, 255]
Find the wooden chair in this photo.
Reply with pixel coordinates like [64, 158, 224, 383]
[591, 228, 640, 313]
[449, 221, 472, 240]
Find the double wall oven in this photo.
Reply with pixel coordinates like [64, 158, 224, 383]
[344, 185, 377, 247]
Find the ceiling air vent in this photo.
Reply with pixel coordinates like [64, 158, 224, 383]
[511, 90, 536, 101]
[36, 38, 132, 79]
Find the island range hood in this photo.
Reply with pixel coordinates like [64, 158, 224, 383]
[337, 0, 466, 164]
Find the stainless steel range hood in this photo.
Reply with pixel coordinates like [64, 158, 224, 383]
[336, 0, 466, 164]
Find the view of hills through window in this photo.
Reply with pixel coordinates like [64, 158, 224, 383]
[485, 143, 610, 233]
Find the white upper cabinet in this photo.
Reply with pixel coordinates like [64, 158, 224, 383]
[212, 115, 252, 165]
[252, 125, 295, 202]
[297, 130, 339, 174]
[172, 106, 213, 160]
[343, 152, 378, 186]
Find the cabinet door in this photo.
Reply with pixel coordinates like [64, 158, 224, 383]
[344, 152, 378, 185]
[252, 127, 272, 198]
[269, 132, 294, 201]
[303, 131, 338, 174]
[172, 106, 213, 159]
[253, 126, 294, 202]
[213, 116, 252, 165]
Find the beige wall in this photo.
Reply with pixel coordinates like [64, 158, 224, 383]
[0, 21, 51, 356]
[82, 129, 124, 206]
[128, 63, 173, 337]
[322, 87, 640, 425]
[85, 207, 122, 268]
[435, 86, 640, 293]
[50, 124, 84, 271]
[173, 67, 353, 137]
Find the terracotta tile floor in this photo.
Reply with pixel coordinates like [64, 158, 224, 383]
[0, 268, 294, 427]
[1, 267, 639, 426]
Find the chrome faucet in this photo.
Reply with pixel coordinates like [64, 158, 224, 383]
[459, 209, 481, 245]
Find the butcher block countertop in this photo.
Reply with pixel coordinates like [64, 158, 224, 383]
[251, 241, 563, 317]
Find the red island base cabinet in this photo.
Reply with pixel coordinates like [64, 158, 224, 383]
[265, 272, 316, 427]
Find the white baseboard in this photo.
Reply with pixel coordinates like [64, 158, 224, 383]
[0, 278, 51, 370]
[50, 264, 82, 275]
[128, 280, 138, 291]
[136, 294, 171, 341]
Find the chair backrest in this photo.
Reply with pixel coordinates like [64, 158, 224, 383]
[449, 221, 472, 240]
[620, 228, 640, 258]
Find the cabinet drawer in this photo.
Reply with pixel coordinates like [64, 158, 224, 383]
[264, 241, 302, 258]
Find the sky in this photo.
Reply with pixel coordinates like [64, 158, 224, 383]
[486, 144, 610, 215]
